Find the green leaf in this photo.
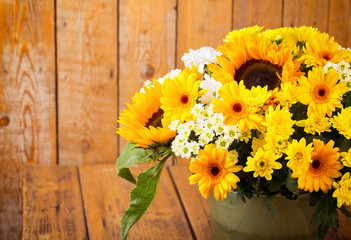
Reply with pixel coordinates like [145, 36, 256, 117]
[116, 141, 150, 184]
[285, 170, 300, 195]
[120, 155, 170, 240]
[264, 195, 276, 217]
[268, 177, 283, 192]
[339, 206, 351, 217]
[311, 193, 339, 240]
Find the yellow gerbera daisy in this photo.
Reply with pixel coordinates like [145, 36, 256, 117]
[297, 67, 348, 117]
[189, 144, 242, 201]
[209, 36, 300, 89]
[243, 148, 282, 180]
[296, 139, 343, 193]
[161, 70, 206, 123]
[117, 80, 176, 148]
[285, 138, 313, 177]
[212, 81, 264, 131]
[299, 32, 351, 67]
[264, 105, 295, 140]
[296, 112, 331, 135]
[340, 149, 351, 167]
[333, 172, 351, 208]
[330, 107, 351, 139]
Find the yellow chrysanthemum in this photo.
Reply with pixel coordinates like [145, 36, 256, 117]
[296, 139, 343, 193]
[340, 149, 351, 167]
[296, 112, 331, 135]
[259, 27, 294, 44]
[189, 144, 243, 201]
[251, 133, 266, 155]
[247, 85, 272, 107]
[117, 80, 176, 148]
[224, 25, 263, 42]
[161, 70, 206, 123]
[264, 105, 295, 139]
[264, 133, 289, 157]
[243, 148, 282, 180]
[299, 32, 351, 67]
[297, 67, 348, 117]
[212, 81, 264, 131]
[209, 36, 300, 88]
[285, 26, 319, 56]
[333, 172, 351, 208]
[285, 138, 313, 176]
[274, 81, 298, 108]
[330, 107, 351, 139]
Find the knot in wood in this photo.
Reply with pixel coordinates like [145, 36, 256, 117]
[143, 64, 155, 79]
[0, 116, 10, 126]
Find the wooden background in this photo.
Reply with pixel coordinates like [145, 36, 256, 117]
[0, 0, 350, 239]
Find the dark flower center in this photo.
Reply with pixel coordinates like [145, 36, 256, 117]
[181, 95, 189, 104]
[232, 103, 243, 113]
[312, 160, 320, 169]
[211, 166, 220, 176]
[234, 59, 282, 90]
[318, 89, 326, 97]
[145, 108, 164, 128]
[320, 51, 333, 61]
[259, 161, 265, 168]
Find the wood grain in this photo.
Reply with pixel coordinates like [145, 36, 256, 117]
[22, 165, 88, 240]
[176, 0, 233, 68]
[79, 164, 192, 240]
[169, 166, 211, 240]
[56, 0, 118, 165]
[118, 0, 177, 152]
[283, 0, 329, 32]
[0, 0, 56, 239]
[233, 0, 283, 30]
[328, 0, 351, 47]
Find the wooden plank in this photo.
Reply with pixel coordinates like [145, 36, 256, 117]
[328, 0, 351, 47]
[0, 1, 56, 239]
[168, 166, 211, 240]
[22, 165, 88, 240]
[56, 0, 118, 164]
[233, 0, 283, 30]
[79, 164, 192, 239]
[283, 0, 329, 32]
[176, 0, 233, 68]
[118, 0, 177, 151]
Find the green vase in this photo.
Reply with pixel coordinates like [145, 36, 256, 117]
[210, 192, 318, 240]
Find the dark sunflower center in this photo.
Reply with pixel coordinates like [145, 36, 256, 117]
[259, 161, 265, 168]
[234, 59, 282, 90]
[232, 103, 243, 113]
[318, 89, 326, 97]
[181, 95, 189, 104]
[312, 160, 320, 169]
[145, 108, 164, 128]
[211, 166, 220, 176]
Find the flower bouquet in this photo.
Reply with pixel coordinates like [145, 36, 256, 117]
[116, 26, 351, 240]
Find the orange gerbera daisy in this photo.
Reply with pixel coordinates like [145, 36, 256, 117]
[297, 67, 348, 117]
[212, 81, 264, 131]
[296, 139, 343, 193]
[189, 144, 242, 201]
[117, 80, 176, 148]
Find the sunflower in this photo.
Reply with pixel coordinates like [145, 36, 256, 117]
[161, 70, 205, 123]
[212, 81, 264, 131]
[297, 67, 348, 117]
[285, 138, 313, 176]
[296, 139, 343, 193]
[189, 144, 242, 201]
[243, 147, 282, 180]
[209, 36, 300, 90]
[330, 107, 351, 139]
[298, 32, 351, 67]
[117, 80, 176, 148]
[333, 172, 351, 208]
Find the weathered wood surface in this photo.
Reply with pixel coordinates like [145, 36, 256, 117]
[176, 0, 233, 68]
[118, 0, 177, 152]
[0, 1, 56, 239]
[233, 0, 283, 30]
[169, 166, 211, 240]
[328, 0, 351, 47]
[56, 0, 118, 165]
[79, 164, 192, 239]
[22, 165, 88, 240]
